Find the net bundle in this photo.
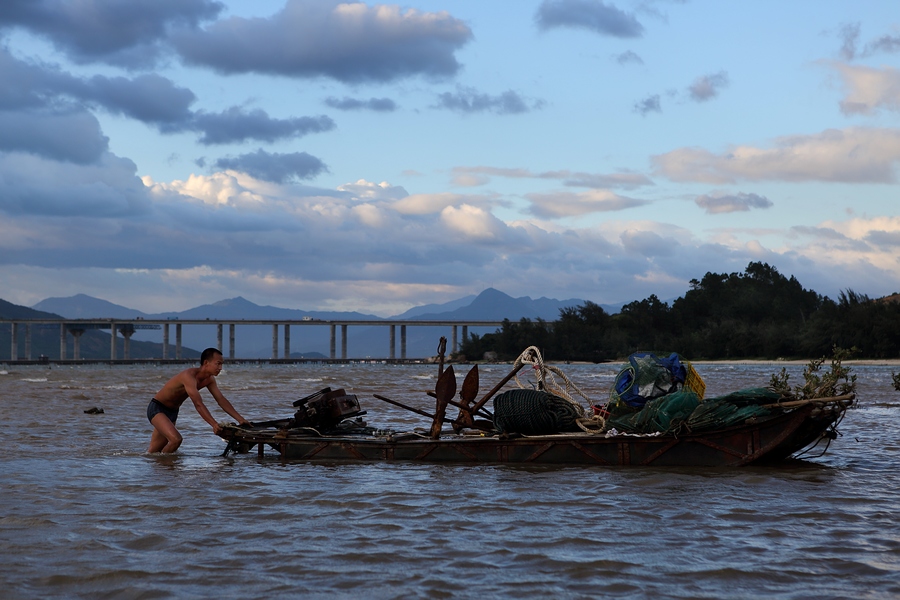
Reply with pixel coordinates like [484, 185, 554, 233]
[493, 389, 584, 435]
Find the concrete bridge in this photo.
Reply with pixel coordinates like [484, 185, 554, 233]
[0, 318, 506, 362]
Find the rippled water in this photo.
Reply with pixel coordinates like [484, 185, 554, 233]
[1, 361, 898, 599]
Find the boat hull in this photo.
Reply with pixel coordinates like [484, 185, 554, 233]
[221, 401, 849, 467]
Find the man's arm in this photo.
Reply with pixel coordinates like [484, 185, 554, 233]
[181, 372, 225, 433]
[207, 379, 250, 427]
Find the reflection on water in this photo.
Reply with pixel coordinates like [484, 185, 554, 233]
[1, 361, 898, 598]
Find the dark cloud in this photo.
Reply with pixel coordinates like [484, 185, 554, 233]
[172, 0, 472, 83]
[215, 149, 328, 183]
[0, 0, 223, 68]
[324, 96, 396, 112]
[688, 71, 729, 102]
[791, 225, 850, 241]
[562, 172, 654, 189]
[839, 22, 860, 60]
[633, 94, 661, 116]
[435, 87, 541, 115]
[865, 34, 900, 56]
[620, 230, 673, 258]
[0, 152, 149, 217]
[865, 230, 900, 247]
[615, 50, 644, 65]
[536, 0, 643, 38]
[0, 46, 196, 124]
[452, 166, 654, 190]
[0, 108, 108, 164]
[80, 74, 196, 124]
[0, 46, 326, 150]
[182, 108, 335, 145]
[695, 192, 773, 214]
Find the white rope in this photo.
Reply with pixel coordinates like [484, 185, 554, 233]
[511, 346, 593, 415]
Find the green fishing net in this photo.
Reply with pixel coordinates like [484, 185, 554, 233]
[606, 387, 778, 435]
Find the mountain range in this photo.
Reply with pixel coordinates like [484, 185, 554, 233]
[21, 289, 620, 358]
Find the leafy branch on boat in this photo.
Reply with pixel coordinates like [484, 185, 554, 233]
[768, 346, 858, 400]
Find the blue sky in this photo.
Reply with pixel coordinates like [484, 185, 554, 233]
[2, 0, 900, 316]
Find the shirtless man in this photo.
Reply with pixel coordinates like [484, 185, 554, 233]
[147, 347, 250, 453]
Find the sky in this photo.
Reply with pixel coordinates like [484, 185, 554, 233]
[2, 0, 900, 317]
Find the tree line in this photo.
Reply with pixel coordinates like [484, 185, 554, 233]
[459, 262, 900, 362]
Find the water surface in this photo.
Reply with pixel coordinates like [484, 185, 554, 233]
[1, 361, 897, 598]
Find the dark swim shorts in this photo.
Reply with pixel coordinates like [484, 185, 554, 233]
[147, 399, 179, 424]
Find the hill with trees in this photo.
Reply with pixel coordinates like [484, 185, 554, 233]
[460, 262, 900, 362]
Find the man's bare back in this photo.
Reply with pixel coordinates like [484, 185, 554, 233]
[154, 367, 218, 408]
[147, 348, 249, 453]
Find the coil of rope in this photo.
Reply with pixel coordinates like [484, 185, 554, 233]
[510, 346, 606, 433]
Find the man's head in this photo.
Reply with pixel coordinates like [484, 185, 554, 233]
[200, 347, 223, 365]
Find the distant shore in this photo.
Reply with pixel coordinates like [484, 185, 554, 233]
[692, 359, 900, 367]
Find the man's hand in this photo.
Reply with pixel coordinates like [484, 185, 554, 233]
[213, 422, 223, 435]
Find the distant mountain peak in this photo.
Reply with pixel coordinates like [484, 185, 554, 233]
[211, 296, 257, 307]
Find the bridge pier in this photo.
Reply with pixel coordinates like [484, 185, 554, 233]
[121, 324, 135, 360]
[401, 325, 406, 359]
[9, 322, 17, 361]
[24, 323, 31, 360]
[70, 328, 84, 360]
[330, 324, 336, 359]
[60, 324, 66, 360]
[175, 324, 182, 359]
[390, 325, 395, 359]
[110, 321, 117, 360]
[271, 324, 278, 360]
[229, 323, 235, 359]
[284, 324, 290, 359]
[217, 324, 223, 353]
[341, 324, 348, 359]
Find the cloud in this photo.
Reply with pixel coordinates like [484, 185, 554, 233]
[614, 50, 644, 65]
[865, 229, 900, 248]
[0, 46, 331, 147]
[0, 0, 223, 68]
[451, 166, 654, 189]
[324, 96, 397, 112]
[838, 22, 860, 61]
[695, 192, 773, 214]
[525, 190, 649, 218]
[337, 179, 408, 201]
[172, 0, 472, 83]
[620, 229, 675, 258]
[0, 151, 150, 217]
[535, 0, 643, 38]
[78, 73, 197, 124]
[653, 127, 900, 183]
[214, 149, 328, 183]
[633, 94, 661, 115]
[865, 33, 900, 56]
[440, 204, 507, 242]
[0, 107, 108, 164]
[182, 108, 335, 145]
[434, 86, 542, 115]
[688, 70, 729, 102]
[826, 62, 900, 116]
[392, 193, 492, 216]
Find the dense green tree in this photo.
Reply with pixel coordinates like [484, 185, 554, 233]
[460, 262, 900, 361]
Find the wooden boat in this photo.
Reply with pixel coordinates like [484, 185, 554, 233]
[218, 354, 856, 467]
